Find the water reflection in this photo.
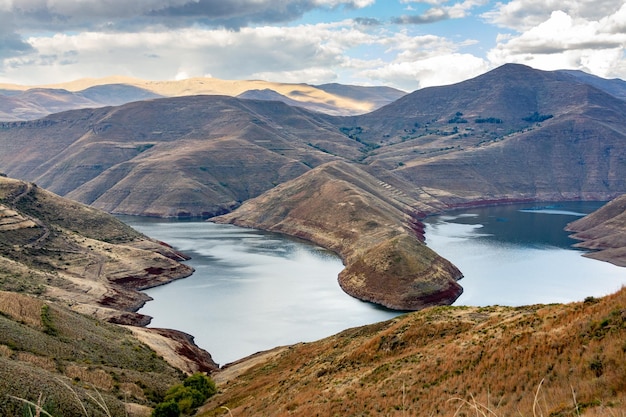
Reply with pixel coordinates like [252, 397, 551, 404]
[423, 202, 626, 307]
[117, 217, 400, 365]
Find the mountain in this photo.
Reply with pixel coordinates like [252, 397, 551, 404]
[0, 95, 362, 217]
[0, 175, 194, 324]
[0, 85, 162, 121]
[340, 63, 626, 204]
[0, 76, 401, 121]
[315, 82, 406, 108]
[566, 194, 626, 266]
[1, 64, 626, 311]
[558, 69, 626, 101]
[201, 287, 626, 416]
[237, 88, 365, 114]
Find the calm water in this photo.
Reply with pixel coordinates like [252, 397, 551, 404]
[120, 202, 626, 364]
[423, 202, 626, 306]
[118, 217, 399, 365]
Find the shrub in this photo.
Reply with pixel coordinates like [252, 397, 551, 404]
[153, 373, 216, 416]
[152, 400, 180, 417]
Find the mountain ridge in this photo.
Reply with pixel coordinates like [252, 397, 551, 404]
[0, 76, 406, 121]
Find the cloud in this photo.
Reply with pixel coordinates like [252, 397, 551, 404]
[4, 0, 374, 31]
[360, 53, 489, 90]
[483, 0, 625, 31]
[487, 5, 626, 79]
[1, 22, 368, 85]
[393, 0, 485, 25]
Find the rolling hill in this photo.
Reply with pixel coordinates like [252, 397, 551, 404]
[200, 285, 626, 416]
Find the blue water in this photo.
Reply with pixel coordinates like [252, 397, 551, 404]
[118, 218, 399, 365]
[119, 201, 626, 364]
[423, 202, 626, 306]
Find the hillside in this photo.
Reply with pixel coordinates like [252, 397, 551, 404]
[567, 194, 626, 266]
[339, 63, 626, 205]
[215, 161, 462, 310]
[0, 175, 221, 416]
[0, 291, 185, 417]
[0, 95, 362, 217]
[0, 175, 195, 323]
[201, 287, 626, 416]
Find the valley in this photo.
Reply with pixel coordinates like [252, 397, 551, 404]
[0, 63, 625, 415]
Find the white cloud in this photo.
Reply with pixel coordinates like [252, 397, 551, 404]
[487, 5, 626, 79]
[1, 23, 365, 84]
[484, 0, 625, 31]
[360, 53, 489, 91]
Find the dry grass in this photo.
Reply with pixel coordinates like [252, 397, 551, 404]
[0, 292, 185, 416]
[200, 288, 626, 417]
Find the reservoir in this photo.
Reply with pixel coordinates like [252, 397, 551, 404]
[121, 201, 626, 365]
[118, 217, 400, 365]
[423, 201, 626, 306]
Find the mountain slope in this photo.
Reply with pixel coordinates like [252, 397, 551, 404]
[0, 291, 186, 417]
[0, 175, 220, 415]
[336, 64, 626, 205]
[201, 287, 626, 416]
[566, 194, 626, 266]
[0, 175, 194, 323]
[0, 95, 363, 217]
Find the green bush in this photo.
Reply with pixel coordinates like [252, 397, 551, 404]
[152, 400, 180, 417]
[153, 373, 216, 416]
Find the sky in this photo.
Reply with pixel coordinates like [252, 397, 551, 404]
[0, 0, 625, 91]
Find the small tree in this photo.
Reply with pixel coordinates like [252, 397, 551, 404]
[183, 373, 217, 399]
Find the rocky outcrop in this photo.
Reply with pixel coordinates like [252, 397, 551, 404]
[215, 161, 463, 310]
[566, 194, 626, 267]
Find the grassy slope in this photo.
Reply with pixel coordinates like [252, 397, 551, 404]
[201, 287, 626, 416]
[0, 291, 184, 417]
[0, 176, 216, 415]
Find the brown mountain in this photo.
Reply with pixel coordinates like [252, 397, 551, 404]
[1, 64, 625, 310]
[0, 175, 193, 324]
[0, 95, 361, 217]
[0, 175, 219, 416]
[339, 63, 626, 205]
[566, 194, 626, 266]
[0, 85, 162, 121]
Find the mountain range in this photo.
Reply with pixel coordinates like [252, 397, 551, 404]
[0, 76, 406, 121]
[0, 63, 624, 309]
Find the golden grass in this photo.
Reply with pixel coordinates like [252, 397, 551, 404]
[0, 290, 44, 328]
[200, 288, 626, 417]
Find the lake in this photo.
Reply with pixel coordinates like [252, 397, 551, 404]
[118, 217, 400, 365]
[120, 201, 626, 365]
[422, 201, 626, 306]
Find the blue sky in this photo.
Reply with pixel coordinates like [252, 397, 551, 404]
[0, 0, 625, 91]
